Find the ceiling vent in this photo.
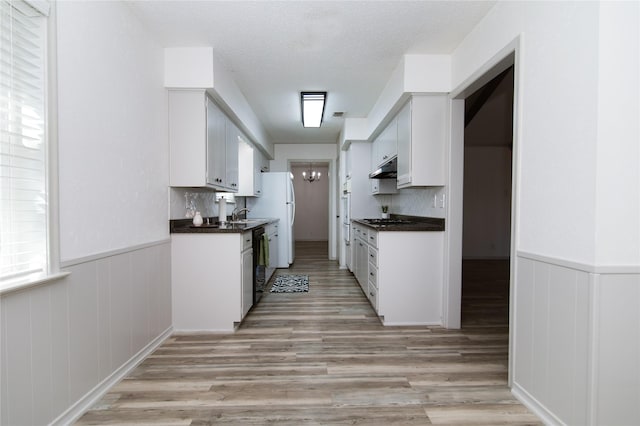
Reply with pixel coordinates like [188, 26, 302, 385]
[332, 111, 344, 118]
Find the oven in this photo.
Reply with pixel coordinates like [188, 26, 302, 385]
[252, 226, 266, 304]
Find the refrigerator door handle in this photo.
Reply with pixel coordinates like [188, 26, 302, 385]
[288, 178, 296, 227]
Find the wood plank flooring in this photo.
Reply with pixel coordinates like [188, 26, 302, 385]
[76, 241, 540, 425]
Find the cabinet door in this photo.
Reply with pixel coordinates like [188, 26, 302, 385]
[206, 97, 227, 187]
[225, 120, 239, 191]
[241, 248, 253, 318]
[376, 119, 397, 167]
[356, 237, 368, 290]
[396, 100, 411, 185]
[253, 148, 263, 196]
[169, 90, 207, 187]
[237, 138, 255, 196]
[269, 227, 279, 269]
[397, 95, 447, 187]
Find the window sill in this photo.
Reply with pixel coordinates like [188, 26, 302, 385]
[0, 271, 71, 296]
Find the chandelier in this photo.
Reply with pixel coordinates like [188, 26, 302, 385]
[302, 163, 321, 182]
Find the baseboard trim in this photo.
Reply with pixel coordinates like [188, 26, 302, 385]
[512, 382, 563, 426]
[51, 326, 173, 425]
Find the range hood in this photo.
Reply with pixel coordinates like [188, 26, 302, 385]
[369, 156, 397, 179]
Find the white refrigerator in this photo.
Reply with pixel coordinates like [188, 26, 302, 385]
[247, 172, 295, 267]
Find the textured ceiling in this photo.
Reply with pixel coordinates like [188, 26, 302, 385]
[128, 1, 495, 145]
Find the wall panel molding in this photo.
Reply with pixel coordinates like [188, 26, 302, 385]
[0, 241, 172, 425]
[513, 253, 640, 425]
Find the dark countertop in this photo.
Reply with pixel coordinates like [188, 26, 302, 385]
[170, 217, 278, 234]
[352, 215, 445, 232]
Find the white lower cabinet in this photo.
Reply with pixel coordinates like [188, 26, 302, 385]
[265, 222, 279, 283]
[171, 231, 253, 332]
[352, 225, 444, 326]
[241, 242, 253, 319]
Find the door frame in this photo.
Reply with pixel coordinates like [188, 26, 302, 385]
[443, 36, 522, 385]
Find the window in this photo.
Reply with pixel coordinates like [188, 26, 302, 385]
[0, 0, 50, 284]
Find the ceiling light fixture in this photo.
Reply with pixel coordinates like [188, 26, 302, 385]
[302, 163, 321, 182]
[301, 92, 326, 128]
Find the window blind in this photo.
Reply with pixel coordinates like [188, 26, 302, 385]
[0, 0, 48, 281]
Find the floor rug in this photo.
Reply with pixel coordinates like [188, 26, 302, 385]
[270, 274, 309, 293]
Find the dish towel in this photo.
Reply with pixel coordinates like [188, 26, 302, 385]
[259, 233, 269, 266]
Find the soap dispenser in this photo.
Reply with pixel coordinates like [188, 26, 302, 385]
[192, 211, 203, 226]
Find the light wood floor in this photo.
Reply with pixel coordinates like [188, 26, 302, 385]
[76, 241, 540, 425]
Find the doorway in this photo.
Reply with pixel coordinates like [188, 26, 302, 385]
[445, 43, 519, 384]
[461, 67, 514, 327]
[290, 162, 330, 243]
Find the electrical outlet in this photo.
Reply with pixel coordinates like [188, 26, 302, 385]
[438, 194, 446, 208]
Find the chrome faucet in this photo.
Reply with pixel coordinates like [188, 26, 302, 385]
[232, 207, 250, 222]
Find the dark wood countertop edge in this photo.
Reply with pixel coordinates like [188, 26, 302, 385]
[352, 215, 445, 232]
[170, 218, 279, 234]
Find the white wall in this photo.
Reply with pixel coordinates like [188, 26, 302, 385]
[451, 0, 639, 247]
[594, 2, 640, 266]
[291, 165, 329, 241]
[463, 147, 511, 258]
[57, 0, 169, 262]
[0, 2, 173, 425]
[450, 2, 640, 424]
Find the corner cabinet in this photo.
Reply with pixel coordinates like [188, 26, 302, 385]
[396, 95, 448, 188]
[168, 89, 238, 191]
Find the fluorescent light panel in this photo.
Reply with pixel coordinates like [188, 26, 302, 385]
[301, 92, 326, 128]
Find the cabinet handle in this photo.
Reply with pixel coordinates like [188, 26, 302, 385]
[370, 272, 374, 276]
[369, 291, 374, 297]
[370, 254, 374, 258]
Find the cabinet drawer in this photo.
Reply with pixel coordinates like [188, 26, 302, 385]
[368, 263, 378, 288]
[242, 231, 252, 251]
[367, 230, 378, 248]
[367, 282, 378, 311]
[368, 246, 378, 267]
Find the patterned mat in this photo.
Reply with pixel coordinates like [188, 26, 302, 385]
[269, 275, 309, 293]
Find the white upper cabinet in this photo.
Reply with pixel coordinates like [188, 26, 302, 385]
[253, 148, 267, 196]
[168, 90, 208, 187]
[224, 119, 239, 191]
[237, 137, 265, 197]
[372, 117, 398, 169]
[168, 89, 239, 191]
[206, 95, 227, 188]
[396, 95, 448, 187]
[237, 138, 254, 196]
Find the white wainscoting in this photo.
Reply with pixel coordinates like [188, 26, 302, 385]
[0, 240, 172, 426]
[513, 252, 640, 425]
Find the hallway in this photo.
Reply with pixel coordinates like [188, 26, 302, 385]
[77, 241, 539, 425]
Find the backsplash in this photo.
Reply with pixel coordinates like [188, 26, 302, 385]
[168, 187, 246, 220]
[385, 187, 446, 219]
